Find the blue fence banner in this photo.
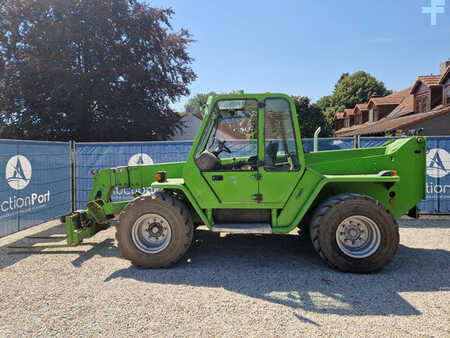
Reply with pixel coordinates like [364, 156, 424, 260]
[360, 137, 393, 148]
[1, 136, 449, 238]
[75, 141, 193, 210]
[0, 140, 71, 237]
[422, 137, 450, 214]
[76, 137, 450, 214]
[302, 138, 355, 152]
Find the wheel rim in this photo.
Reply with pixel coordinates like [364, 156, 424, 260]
[335, 215, 381, 259]
[131, 214, 171, 254]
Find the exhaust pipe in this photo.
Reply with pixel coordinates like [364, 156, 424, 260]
[313, 127, 321, 152]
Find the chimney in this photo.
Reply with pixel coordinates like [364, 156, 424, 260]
[440, 60, 450, 74]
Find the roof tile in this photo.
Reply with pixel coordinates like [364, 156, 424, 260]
[334, 112, 345, 120]
[411, 75, 442, 93]
[336, 105, 450, 136]
[355, 103, 369, 111]
[344, 108, 355, 116]
[440, 66, 450, 84]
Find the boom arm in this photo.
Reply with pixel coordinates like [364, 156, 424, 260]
[65, 162, 185, 246]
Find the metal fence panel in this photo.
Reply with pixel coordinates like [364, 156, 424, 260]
[0, 141, 19, 236]
[0, 140, 71, 237]
[302, 138, 354, 152]
[75, 137, 450, 214]
[425, 137, 450, 214]
[75, 141, 193, 209]
[2, 135, 449, 238]
[360, 137, 393, 148]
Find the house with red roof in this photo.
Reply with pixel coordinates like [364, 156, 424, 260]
[441, 66, 450, 106]
[335, 60, 450, 137]
[333, 112, 345, 130]
[343, 108, 355, 128]
[354, 103, 369, 124]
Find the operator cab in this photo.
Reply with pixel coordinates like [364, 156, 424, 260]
[195, 98, 299, 172]
[195, 98, 258, 171]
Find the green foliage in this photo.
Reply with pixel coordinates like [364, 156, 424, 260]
[291, 96, 331, 138]
[334, 73, 349, 91]
[333, 71, 392, 109]
[315, 71, 392, 126]
[316, 95, 335, 112]
[0, 0, 196, 141]
[184, 92, 217, 117]
[184, 90, 244, 118]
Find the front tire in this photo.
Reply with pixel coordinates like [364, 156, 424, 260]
[310, 193, 399, 273]
[117, 192, 193, 268]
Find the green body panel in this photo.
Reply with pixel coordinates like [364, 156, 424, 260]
[64, 92, 427, 246]
[201, 171, 258, 204]
[151, 178, 212, 228]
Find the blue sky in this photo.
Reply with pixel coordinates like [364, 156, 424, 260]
[149, 0, 450, 111]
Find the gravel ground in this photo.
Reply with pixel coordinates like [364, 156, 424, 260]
[0, 217, 449, 337]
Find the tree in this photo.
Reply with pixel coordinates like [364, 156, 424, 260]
[315, 71, 392, 128]
[333, 71, 392, 109]
[184, 92, 217, 117]
[0, 0, 196, 141]
[316, 95, 334, 112]
[184, 90, 244, 117]
[334, 72, 349, 91]
[292, 96, 331, 138]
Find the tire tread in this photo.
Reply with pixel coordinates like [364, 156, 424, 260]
[309, 193, 399, 273]
[117, 191, 193, 268]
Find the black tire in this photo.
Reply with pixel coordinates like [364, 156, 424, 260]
[297, 212, 312, 240]
[309, 193, 399, 273]
[117, 191, 193, 268]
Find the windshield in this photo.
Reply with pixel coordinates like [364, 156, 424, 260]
[198, 99, 258, 158]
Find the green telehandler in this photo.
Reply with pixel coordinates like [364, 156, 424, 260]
[63, 93, 426, 272]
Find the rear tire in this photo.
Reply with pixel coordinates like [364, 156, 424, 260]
[117, 192, 193, 268]
[310, 193, 399, 273]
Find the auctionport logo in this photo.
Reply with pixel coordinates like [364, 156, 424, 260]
[426, 148, 449, 178]
[426, 148, 450, 196]
[128, 153, 153, 166]
[114, 153, 154, 197]
[5, 155, 32, 190]
[1, 155, 50, 216]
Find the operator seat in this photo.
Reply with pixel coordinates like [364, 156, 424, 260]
[264, 141, 279, 169]
[195, 150, 220, 171]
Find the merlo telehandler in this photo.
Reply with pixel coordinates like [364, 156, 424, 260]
[63, 93, 426, 272]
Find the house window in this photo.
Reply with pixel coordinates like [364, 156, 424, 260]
[362, 111, 369, 123]
[446, 88, 450, 105]
[423, 96, 429, 112]
[416, 98, 421, 113]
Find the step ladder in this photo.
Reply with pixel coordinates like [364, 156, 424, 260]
[211, 223, 272, 234]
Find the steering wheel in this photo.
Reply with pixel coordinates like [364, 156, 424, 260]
[211, 139, 232, 156]
[218, 140, 232, 153]
[287, 151, 297, 171]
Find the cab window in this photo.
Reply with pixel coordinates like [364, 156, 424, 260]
[195, 99, 258, 171]
[264, 98, 300, 171]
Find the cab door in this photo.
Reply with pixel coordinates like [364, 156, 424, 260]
[200, 98, 260, 204]
[258, 97, 304, 206]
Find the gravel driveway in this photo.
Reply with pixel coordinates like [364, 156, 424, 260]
[0, 217, 449, 336]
